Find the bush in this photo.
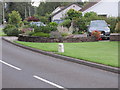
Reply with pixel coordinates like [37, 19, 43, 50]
[3, 24, 22, 36]
[61, 33, 69, 37]
[49, 22, 58, 27]
[91, 30, 101, 40]
[60, 19, 71, 28]
[34, 25, 57, 33]
[25, 16, 40, 22]
[66, 9, 82, 20]
[3, 24, 15, 34]
[105, 17, 117, 33]
[8, 11, 22, 27]
[50, 31, 62, 38]
[23, 20, 30, 25]
[32, 32, 50, 37]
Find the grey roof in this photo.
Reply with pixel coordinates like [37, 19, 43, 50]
[50, 3, 82, 18]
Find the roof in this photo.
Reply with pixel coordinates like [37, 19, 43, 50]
[80, 0, 101, 12]
[50, 3, 82, 17]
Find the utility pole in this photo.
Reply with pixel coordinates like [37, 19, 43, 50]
[25, 6, 27, 18]
[28, 6, 31, 17]
[2, 1, 5, 25]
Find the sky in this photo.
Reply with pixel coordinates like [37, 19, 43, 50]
[32, 0, 88, 6]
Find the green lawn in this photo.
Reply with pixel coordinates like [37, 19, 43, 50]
[15, 41, 119, 67]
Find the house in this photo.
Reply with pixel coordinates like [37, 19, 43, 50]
[81, 0, 119, 17]
[50, 3, 82, 22]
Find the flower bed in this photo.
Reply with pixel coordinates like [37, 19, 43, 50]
[18, 34, 97, 43]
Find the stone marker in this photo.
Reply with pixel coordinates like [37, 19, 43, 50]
[58, 43, 64, 53]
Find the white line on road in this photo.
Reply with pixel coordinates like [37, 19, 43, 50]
[0, 60, 22, 71]
[33, 75, 66, 89]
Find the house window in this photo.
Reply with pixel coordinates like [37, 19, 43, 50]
[98, 14, 107, 17]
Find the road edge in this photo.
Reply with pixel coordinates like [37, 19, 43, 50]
[2, 37, 120, 74]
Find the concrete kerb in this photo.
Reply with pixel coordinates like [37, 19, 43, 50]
[2, 37, 120, 74]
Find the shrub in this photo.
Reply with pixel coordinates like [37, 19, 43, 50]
[61, 33, 69, 37]
[34, 25, 57, 33]
[60, 19, 71, 28]
[8, 11, 22, 27]
[66, 9, 82, 20]
[84, 12, 98, 18]
[91, 30, 101, 40]
[32, 32, 50, 37]
[105, 17, 117, 33]
[3, 24, 15, 34]
[50, 31, 62, 38]
[25, 16, 40, 22]
[49, 22, 58, 27]
[23, 20, 30, 25]
[3, 24, 22, 36]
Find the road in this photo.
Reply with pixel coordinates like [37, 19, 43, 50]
[1, 40, 118, 88]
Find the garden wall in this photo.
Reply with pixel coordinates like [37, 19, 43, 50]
[18, 35, 97, 43]
[110, 33, 120, 41]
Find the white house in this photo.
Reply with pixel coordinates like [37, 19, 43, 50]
[81, 0, 119, 17]
[50, 3, 82, 22]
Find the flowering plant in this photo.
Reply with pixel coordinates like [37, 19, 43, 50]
[91, 30, 101, 40]
[25, 16, 40, 22]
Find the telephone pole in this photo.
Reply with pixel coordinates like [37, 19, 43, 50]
[2, 1, 5, 25]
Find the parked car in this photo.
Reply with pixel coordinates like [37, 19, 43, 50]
[30, 22, 46, 27]
[87, 20, 110, 39]
[52, 19, 64, 24]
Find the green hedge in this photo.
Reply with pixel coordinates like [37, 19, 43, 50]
[32, 32, 50, 37]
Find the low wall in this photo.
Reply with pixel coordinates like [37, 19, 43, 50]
[18, 35, 97, 43]
[110, 33, 120, 41]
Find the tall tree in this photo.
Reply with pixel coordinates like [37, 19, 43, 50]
[5, 2, 34, 20]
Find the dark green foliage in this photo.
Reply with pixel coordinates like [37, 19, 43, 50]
[32, 32, 50, 37]
[5, 2, 34, 20]
[84, 12, 97, 18]
[3, 24, 21, 36]
[60, 19, 71, 28]
[34, 25, 57, 33]
[66, 9, 82, 20]
[23, 20, 30, 25]
[104, 17, 117, 33]
[73, 17, 87, 33]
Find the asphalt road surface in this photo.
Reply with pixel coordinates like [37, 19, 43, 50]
[1, 40, 118, 88]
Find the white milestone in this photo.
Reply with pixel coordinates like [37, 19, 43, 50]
[58, 43, 64, 53]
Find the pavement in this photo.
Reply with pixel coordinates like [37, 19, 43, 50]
[0, 37, 119, 88]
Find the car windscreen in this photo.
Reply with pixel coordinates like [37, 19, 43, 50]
[90, 21, 107, 27]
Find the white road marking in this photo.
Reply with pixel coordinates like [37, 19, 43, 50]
[0, 60, 22, 71]
[33, 75, 65, 89]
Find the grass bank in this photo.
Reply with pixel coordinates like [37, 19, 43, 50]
[15, 41, 119, 67]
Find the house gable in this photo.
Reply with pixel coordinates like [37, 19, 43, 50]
[82, 0, 119, 17]
[51, 3, 82, 21]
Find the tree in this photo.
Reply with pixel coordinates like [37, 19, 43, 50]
[8, 11, 22, 27]
[66, 9, 82, 20]
[5, 2, 34, 20]
[84, 12, 98, 18]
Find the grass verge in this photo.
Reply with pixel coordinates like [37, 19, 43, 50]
[15, 41, 119, 67]
[0, 28, 6, 36]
